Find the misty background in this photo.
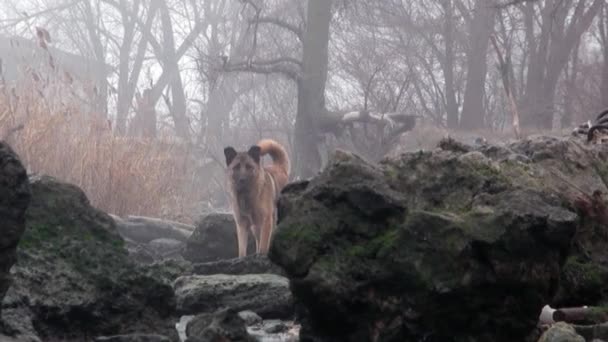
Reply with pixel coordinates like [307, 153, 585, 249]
[0, 0, 606, 223]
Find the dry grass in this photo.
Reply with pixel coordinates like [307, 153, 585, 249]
[0, 51, 226, 224]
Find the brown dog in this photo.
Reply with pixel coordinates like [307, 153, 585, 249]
[223, 139, 290, 257]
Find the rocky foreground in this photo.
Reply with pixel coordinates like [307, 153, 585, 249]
[1, 136, 608, 341]
[269, 136, 608, 341]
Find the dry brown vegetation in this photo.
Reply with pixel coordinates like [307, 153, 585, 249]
[0, 57, 226, 224]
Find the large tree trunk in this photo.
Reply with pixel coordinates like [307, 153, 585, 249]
[293, 0, 332, 179]
[459, 1, 495, 130]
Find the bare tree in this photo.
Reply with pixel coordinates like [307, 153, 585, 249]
[224, 0, 417, 178]
[459, 0, 497, 130]
[520, 0, 603, 129]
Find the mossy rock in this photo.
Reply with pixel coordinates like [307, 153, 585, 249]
[6, 176, 178, 340]
[269, 147, 578, 342]
[0, 142, 30, 321]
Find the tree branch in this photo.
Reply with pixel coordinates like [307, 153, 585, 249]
[0, 0, 82, 29]
[222, 59, 300, 81]
[252, 57, 302, 67]
[253, 16, 303, 42]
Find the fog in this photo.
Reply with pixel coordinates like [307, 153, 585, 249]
[0, 0, 606, 222]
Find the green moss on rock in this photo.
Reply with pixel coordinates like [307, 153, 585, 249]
[270, 145, 579, 342]
[9, 176, 177, 340]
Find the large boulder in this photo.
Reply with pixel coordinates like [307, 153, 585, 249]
[183, 213, 255, 262]
[173, 274, 293, 319]
[2, 176, 179, 341]
[0, 141, 30, 317]
[269, 139, 580, 342]
[0, 142, 30, 319]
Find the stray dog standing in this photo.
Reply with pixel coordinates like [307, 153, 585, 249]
[223, 139, 290, 257]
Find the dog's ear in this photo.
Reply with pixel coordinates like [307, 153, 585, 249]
[248, 145, 261, 164]
[224, 147, 237, 166]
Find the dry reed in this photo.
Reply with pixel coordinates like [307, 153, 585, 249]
[0, 40, 226, 224]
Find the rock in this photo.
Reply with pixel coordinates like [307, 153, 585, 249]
[263, 321, 288, 334]
[0, 305, 39, 342]
[192, 255, 284, 276]
[269, 147, 578, 341]
[506, 135, 608, 195]
[0, 334, 23, 342]
[499, 136, 608, 306]
[124, 237, 161, 264]
[94, 334, 171, 342]
[238, 311, 263, 326]
[144, 259, 193, 284]
[538, 322, 585, 342]
[149, 238, 183, 253]
[0, 142, 30, 318]
[124, 240, 185, 265]
[112, 214, 194, 243]
[174, 274, 293, 319]
[176, 315, 195, 342]
[186, 308, 255, 342]
[246, 320, 300, 342]
[573, 322, 608, 341]
[148, 238, 184, 259]
[124, 238, 186, 265]
[4, 176, 179, 340]
[183, 213, 255, 262]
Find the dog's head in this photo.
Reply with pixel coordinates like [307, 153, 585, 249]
[224, 145, 262, 192]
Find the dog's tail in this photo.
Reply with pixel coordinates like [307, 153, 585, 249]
[257, 139, 290, 176]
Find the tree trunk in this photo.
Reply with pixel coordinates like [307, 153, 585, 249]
[442, 0, 459, 129]
[158, 0, 190, 140]
[600, 6, 608, 109]
[459, 1, 495, 130]
[602, 51, 608, 109]
[562, 40, 580, 128]
[204, 80, 239, 149]
[82, 0, 108, 118]
[203, 1, 248, 155]
[114, 0, 159, 135]
[293, 0, 332, 179]
[115, 16, 136, 135]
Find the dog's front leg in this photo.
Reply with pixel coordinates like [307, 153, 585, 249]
[236, 222, 250, 258]
[250, 224, 261, 254]
[258, 215, 274, 254]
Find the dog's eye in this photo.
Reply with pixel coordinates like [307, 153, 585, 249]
[245, 164, 253, 171]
